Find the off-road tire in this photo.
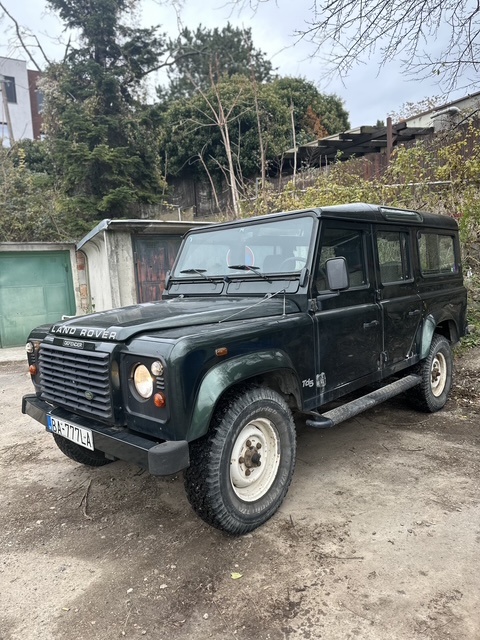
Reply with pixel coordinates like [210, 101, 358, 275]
[410, 334, 453, 412]
[52, 433, 113, 467]
[184, 386, 296, 535]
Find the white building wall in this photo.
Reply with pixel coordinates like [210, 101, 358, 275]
[405, 94, 480, 131]
[0, 57, 34, 143]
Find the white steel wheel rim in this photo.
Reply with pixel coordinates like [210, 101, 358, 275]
[230, 418, 281, 502]
[431, 352, 447, 397]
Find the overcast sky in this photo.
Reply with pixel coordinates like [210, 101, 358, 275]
[0, 0, 467, 127]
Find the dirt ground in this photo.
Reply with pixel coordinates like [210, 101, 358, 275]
[1, 352, 480, 640]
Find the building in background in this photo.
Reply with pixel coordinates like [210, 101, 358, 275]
[0, 56, 43, 147]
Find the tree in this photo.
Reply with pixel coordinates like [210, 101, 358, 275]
[28, 0, 171, 235]
[238, 0, 480, 91]
[159, 74, 349, 214]
[159, 73, 291, 216]
[163, 24, 274, 101]
[0, 143, 71, 241]
[270, 77, 349, 143]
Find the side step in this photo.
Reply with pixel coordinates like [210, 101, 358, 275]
[306, 374, 421, 429]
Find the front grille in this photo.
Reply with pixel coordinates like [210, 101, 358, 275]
[39, 343, 113, 421]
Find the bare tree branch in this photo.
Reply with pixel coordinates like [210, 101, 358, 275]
[235, 0, 480, 91]
[0, 1, 50, 70]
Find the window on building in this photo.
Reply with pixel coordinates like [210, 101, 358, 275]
[0, 123, 11, 147]
[36, 89, 44, 114]
[3, 76, 17, 103]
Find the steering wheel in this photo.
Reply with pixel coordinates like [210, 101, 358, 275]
[279, 256, 307, 271]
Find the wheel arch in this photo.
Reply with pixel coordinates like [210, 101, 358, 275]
[420, 314, 459, 359]
[186, 351, 302, 441]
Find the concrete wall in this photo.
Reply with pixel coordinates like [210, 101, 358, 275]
[80, 231, 137, 313]
[0, 57, 34, 143]
[106, 231, 137, 309]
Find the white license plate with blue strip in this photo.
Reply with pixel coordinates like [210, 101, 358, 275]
[47, 415, 94, 451]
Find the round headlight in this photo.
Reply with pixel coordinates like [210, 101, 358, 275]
[151, 360, 164, 376]
[133, 364, 153, 399]
[25, 342, 34, 354]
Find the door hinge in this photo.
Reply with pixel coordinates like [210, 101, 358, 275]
[316, 372, 326, 388]
[380, 351, 388, 366]
[309, 298, 318, 313]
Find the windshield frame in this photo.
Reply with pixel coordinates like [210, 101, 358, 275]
[170, 211, 318, 286]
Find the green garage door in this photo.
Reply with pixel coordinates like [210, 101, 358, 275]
[0, 251, 75, 348]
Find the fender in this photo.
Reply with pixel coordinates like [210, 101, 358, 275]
[420, 312, 460, 358]
[187, 350, 299, 441]
[420, 314, 437, 359]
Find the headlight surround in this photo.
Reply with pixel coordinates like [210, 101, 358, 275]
[133, 364, 154, 399]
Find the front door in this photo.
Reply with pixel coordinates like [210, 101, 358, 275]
[313, 221, 382, 397]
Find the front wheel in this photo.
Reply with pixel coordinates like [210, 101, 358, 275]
[184, 386, 296, 535]
[410, 334, 453, 412]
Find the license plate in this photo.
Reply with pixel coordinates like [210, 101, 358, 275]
[47, 416, 94, 451]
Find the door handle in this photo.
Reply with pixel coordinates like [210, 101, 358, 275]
[408, 309, 421, 317]
[363, 320, 380, 329]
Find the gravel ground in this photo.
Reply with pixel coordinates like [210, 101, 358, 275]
[1, 352, 480, 640]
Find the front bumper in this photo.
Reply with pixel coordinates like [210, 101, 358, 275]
[22, 394, 189, 476]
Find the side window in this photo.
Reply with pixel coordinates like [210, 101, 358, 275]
[316, 226, 366, 292]
[376, 231, 411, 283]
[4, 76, 17, 103]
[418, 233, 457, 275]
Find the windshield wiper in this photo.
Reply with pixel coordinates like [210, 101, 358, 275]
[180, 268, 217, 283]
[228, 264, 272, 282]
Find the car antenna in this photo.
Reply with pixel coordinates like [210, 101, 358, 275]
[219, 287, 287, 324]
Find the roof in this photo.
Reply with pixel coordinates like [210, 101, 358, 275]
[184, 203, 458, 232]
[77, 218, 210, 250]
[403, 89, 480, 123]
[283, 91, 480, 167]
[318, 203, 458, 228]
[284, 122, 433, 163]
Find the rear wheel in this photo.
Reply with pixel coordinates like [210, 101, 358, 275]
[184, 386, 296, 535]
[52, 434, 113, 467]
[410, 334, 453, 412]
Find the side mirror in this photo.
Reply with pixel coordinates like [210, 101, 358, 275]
[325, 257, 349, 291]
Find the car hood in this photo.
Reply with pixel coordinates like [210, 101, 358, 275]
[49, 296, 301, 342]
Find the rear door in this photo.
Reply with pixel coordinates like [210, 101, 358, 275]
[374, 227, 422, 369]
[313, 220, 382, 394]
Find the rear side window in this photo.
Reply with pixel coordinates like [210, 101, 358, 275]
[377, 231, 411, 283]
[418, 233, 457, 275]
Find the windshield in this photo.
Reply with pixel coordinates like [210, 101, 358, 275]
[173, 216, 314, 278]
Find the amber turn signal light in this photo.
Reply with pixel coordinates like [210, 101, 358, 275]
[153, 393, 166, 408]
[215, 347, 228, 357]
[29, 365, 38, 376]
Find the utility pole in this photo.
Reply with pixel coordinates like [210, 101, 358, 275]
[0, 75, 15, 146]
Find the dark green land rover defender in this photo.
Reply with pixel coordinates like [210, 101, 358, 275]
[22, 203, 467, 534]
